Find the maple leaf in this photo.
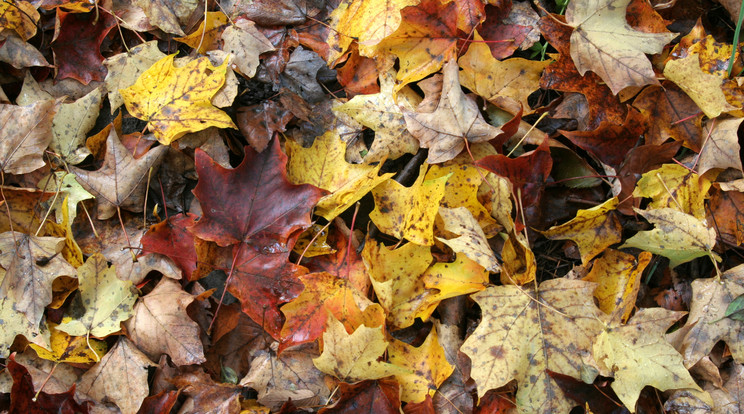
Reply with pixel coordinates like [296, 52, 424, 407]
[697, 117, 744, 177]
[318, 379, 401, 414]
[389, 328, 455, 403]
[0, 99, 58, 174]
[77, 337, 155, 414]
[49, 87, 102, 165]
[632, 82, 704, 151]
[104, 41, 167, 113]
[542, 197, 623, 265]
[326, 0, 420, 63]
[707, 185, 744, 246]
[313, 314, 408, 382]
[135, 0, 197, 36]
[120, 54, 236, 145]
[175, 11, 229, 54]
[370, 165, 448, 246]
[237, 100, 294, 153]
[221, 17, 275, 78]
[171, 369, 243, 413]
[375, 0, 458, 88]
[141, 213, 199, 281]
[0, 1, 39, 41]
[501, 230, 536, 285]
[437, 207, 501, 273]
[566, 0, 676, 94]
[594, 308, 705, 410]
[7, 355, 91, 413]
[459, 31, 550, 113]
[620, 208, 718, 268]
[678, 265, 744, 367]
[55, 254, 136, 339]
[664, 53, 737, 118]
[37, 172, 94, 224]
[51, 8, 116, 84]
[633, 163, 710, 219]
[584, 249, 652, 323]
[286, 131, 392, 220]
[333, 69, 420, 163]
[280, 272, 380, 351]
[190, 139, 325, 247]
[70, 128, 167, 220]
[404, 59, 502, 163]
[125, 278, 205, 366]
[461, 278, 606, 413]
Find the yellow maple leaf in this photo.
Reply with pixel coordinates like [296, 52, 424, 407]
[313, 314, 408, 382]
[370, 165, 449, 246]
[541, 197, 622, 265]
[389, 328, 454, 403]
[633, 163, 711, 219]
[174, 11, 229, 54]
[0, 0, 38, 41]
[501, 230, 536, 285]
[583, 249, 651, 323]
[120, 54, 236, 145]
[31, 319, 108, 364]
[437, 207, 500, 272]
[664, 53, 738, 118]
[286, 130, 394, 220]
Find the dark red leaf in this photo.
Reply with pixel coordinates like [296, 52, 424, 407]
[237, 102, 295, 153]
[616, 141, 682, 214]
[477, 4, 530, 60]
[141, 213, 199, 281]
[8, 354, 90, 414]
[319, 380, 401, 414]
[51, 9, 115, 84]
[547, 370, 629, 414]
[137, 390, 179, 414]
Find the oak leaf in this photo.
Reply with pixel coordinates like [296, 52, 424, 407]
[286, 131, 393, 220]
[77, 337, 155, 414]
[55, 254, 136, 339]
[370, 165, 448, 246]
[404, 59, 502, 163]
[124, 278, 205, 366]
[389, 328, 454, 403]
[70, 128, 167, 220]
[0, 99, 58, 174]
[594, 308, 705, 410]
[566, 0, 676, 94]
[120, 54, 236, 145]
[541, 197, 623, 265]
[620, 208, 718, 268]
[313, 314, 408, 382]
[461, 278, 606, 412]
[678, 265, 744, 367]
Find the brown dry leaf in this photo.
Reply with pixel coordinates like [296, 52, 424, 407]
[134, 0, 197, 36]
[370, 165, 448, 246]
[458, 31, 550, 113]
[678, 265, 744, 368]
[240, 344, 330, 411]
[221, 17, 275, 78]
[404, 59, 502, 163]
[461, 278, 606, 413]
[0, 232, 75, 327]
[70, 128, 167, 220]
[436, 207, 500, 273]
[77, 337, 156, 414]
[171, 369, 242, 413]
[541, 197, 622, 266]
[313, 314, 408, 382]
[583, 250, 651, 323]
[698, 117, 744, 177]
[594, 308, 706, 410]
[124, 278, 205, 366]
[0, 99, 58, 174]
[632, 82, 704, 151]
[389, 328, 454, 403]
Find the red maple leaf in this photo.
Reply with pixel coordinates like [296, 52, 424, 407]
[7, 354, 91, 414]
[51, 9, 115, 84]
[141, 213, 199, 281]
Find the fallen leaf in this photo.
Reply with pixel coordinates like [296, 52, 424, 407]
[319, 379, 401, 414]
[632, 82, 704, 151]
[389, 328, 454, 403]
[120, 54, 236, 145]
[221, 17, 275, 78]
[51, 8, 116, 84]
[49, 86, 101, 165]
[404, 59, 502, 163]
[77, 337, 155, 414]
[0, 99, 58, 174]
[370, 165, 448, 246]
[313, 314, 408, 382]
[36, 172, 94, 224]
[664, 53, 737, 118]
[141, 213, 199, 281]
[8, 354, 90, 414]
[566, 0, 676, 94]
[633, 163, 711, 219]
[125, 277, 206, 365]
[237, 100, 294, 153]
[678, 265, 744, 367]
[500, 230, 536, 285]
[70, 128, 167, 220]
[459, 31, 549, 112]
[0, 1, 38, 41]
[542, 197, 623, 265]
[171, 369, 242, 413]
[437, 207, 500, 273]
[286, 130, 393, 220]
[30, 320, 107, 364]
[175, 11, 228, 54]
[594, 308, 705, 410]
[103, 41, 167, 113]
[461, 278, 606, 412]
[707, 185, 744, 246]
[697, 117, 744, 177]
[55, 253, 137, 339]
[134, 0, 197, 36]
[620, 208, 718, 268]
